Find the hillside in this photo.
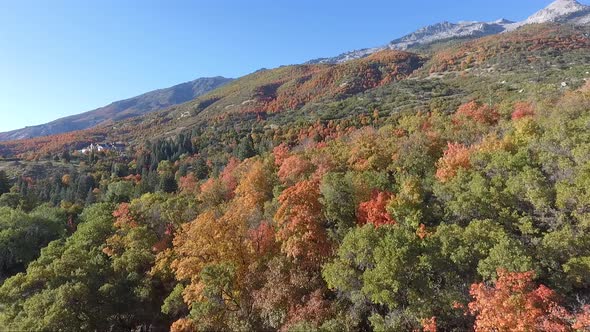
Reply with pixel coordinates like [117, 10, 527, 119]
[0, 50, 426, 158]
[3, 0, 587, 145]
[0, 76, 232, 141]
[2, 23, 588, 161]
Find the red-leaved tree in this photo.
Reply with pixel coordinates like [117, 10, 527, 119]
[274, 179, 331, 265]
[357, 190, 395, 227]
[511, 101, 535, 121]
[454, 101, 500, 125]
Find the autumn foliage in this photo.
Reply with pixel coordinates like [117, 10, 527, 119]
[277, 155, 313, 184]
[249, 50, 424, 114]
[178, 173, 200, 195]
[274, 179, 331, 264]
[435, 142, 471, 182]
[512, 101, 536, 120]
[272, 143, 291, 167]
[454, 101, 500, 125]
[421, 316, 437, 332]
[2, 21, 590, 332]
[0, 127, 106, 159]
[429, 25, 590, 73]
[469, 270, 573, 332]
[357, 190, 395, 227]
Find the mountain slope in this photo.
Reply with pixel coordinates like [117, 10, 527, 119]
[0, 50, 426, 158]
[1, 24, 589, 160]
[4, 0, 587, 143]
[309, 0, 590, 64]
[194, 50, 424, 117]
[0, 76, 233, 141]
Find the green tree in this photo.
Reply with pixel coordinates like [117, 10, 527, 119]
[104, 181, 135, 203]
[320, 172, 357, 241]
[0, 170, 10, 195]
[159, 173, 178, 193]
[236, 135, 256, 160]
[0, 203, 170, 331]
[323, 225, 466, 331]
[0, 205, 67, 278]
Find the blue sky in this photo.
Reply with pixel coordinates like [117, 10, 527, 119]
[0, 0, 566, 132]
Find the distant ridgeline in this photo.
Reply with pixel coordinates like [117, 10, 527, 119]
[0, 76, 233, 142]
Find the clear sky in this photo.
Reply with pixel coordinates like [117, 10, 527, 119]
[0, 0, 569, 132]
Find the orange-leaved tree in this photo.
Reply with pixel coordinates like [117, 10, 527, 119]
[274, 179, 331, 266]
[468, 270, 573, 332]
[511, 101, 535, 121]
[435, 142, 471, 183]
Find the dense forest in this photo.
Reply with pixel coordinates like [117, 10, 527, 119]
[0, 23, 590, 331]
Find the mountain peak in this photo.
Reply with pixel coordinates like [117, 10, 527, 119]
[525, 0, 589, 24]
[551, 0, 582, 5]
[546, 0, 585, 11]
[492, 18, 514, 24]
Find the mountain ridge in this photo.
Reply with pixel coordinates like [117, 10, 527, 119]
[0, 76, 233, 141]
[308, 0, 590, 64]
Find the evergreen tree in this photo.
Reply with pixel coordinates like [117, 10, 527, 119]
[194, 157, 209, 180]
[0, 170, 10, 195]
[178, 163, 189, 177]
[159, 173, 178, 193]
[236, 135, 256, 160]
[61, 150, 71, 163]
[85, 188, 96, 206]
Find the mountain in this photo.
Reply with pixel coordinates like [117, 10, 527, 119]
[3, 2, 590, 331]
[308, 20, 514, 64]
[4, 21, 588, 160]
[0, 50, 427, 157]
[0, 76, 233, 141]
[308, 0, 589, 64]
[507, 0, 590, 29]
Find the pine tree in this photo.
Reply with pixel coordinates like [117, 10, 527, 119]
[194, 157, 209, 180]
[61, 150, 71, 163]
[159, 173, 178, 193]
[0, 170, 10, 195]
[85, 188, 96, 206]
[236, 135, 256, 160]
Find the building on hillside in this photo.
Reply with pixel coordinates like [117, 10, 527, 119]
[79, 143, 125, 154]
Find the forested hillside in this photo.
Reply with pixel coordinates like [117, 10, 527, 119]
[0, 23, 589, 331]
